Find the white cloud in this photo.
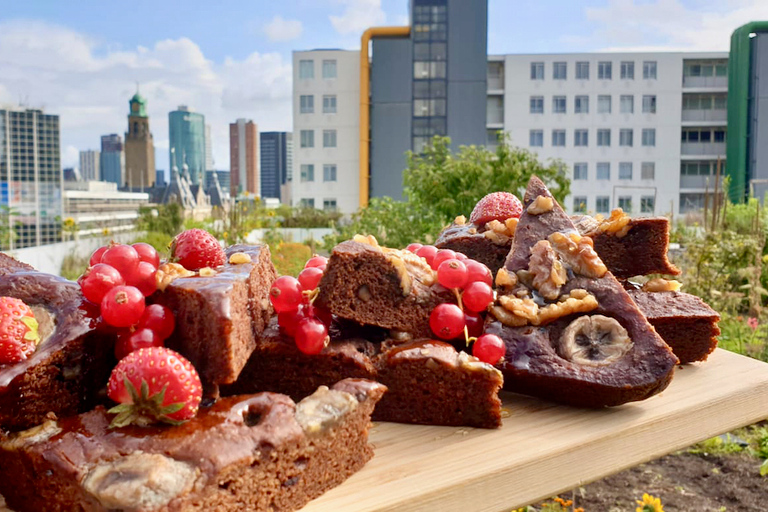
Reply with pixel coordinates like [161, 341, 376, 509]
[263, 15, 304, 42]
[0, 20, 293, 173]
[329, 0, 386, 35]
[579, 0, 768, 52]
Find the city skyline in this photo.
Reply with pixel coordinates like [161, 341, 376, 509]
[1, 0, 768, 171]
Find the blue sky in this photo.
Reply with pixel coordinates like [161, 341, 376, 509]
[1, 0, 767, 171]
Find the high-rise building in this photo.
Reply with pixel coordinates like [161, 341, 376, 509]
[229, 119, 259, 196]
[125, 93, 156, 189]
[260, 132, 291, 200]
[205, 170, 231, 196]
[156, 169, 166, 187]
[169, 106, 206, 185]
[100, 134, 124, 186]
[79, 150, 100, 181]
[0, 107, 62, 249]
[205, 123, 214, 171]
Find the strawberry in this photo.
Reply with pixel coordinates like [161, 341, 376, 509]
[107, 347, 202, 427]
[469, 192, 523, 226]
[169, 228, 225, 271]
[0, 297, 40, 364]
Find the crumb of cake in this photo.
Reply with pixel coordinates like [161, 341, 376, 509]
[527, 195, 554, 215]
[529, 240, 567, 300]
[155, 263, 195, 292]
[642, 278, 682, 293]
[198, 267, 216, 277]
[229, 251, 252, 264]
[558, 315, 632, 366]
[454, 215, 467, 225]
[548, 232, 607, 278]
[495, 267, 518, 288]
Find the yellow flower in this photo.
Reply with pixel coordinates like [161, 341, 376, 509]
[636, 493, 664, 512]
[102, 228, 110, 236]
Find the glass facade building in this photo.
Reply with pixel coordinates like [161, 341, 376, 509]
[100, 134, 124, 186]
[169, 106, 206, 185]
[260, 132, 290, 199]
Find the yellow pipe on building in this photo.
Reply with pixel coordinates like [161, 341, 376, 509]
[359, 26, 411, 209]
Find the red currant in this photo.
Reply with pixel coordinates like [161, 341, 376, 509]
[465, 312, 484, 338]
[473, 334, 505, 365]
[298, 267, 324, 291]
[415, 245, 438, 267]
[305, 255, 328, 269]
[429, 303, 465, 340]
[462, 281, 494, 313]
[126, 261, 158, 297]
[437, 259, 469, 289]
[132, 243, 160, 268]
[431, 249, 457, 271]
[101, 285, 145, 328]
[270, 276, 303, 312]
[466, 260, 493, 287]
[455, 252, 468, 261]
[311, 305, 333, 327]
[89, 246, 108, 267]
[137, 304, 175, 340]
[101, 244, 140, 279]
[295, 317, 329, 355]
[115, 328, 163, 360]
[80, 263, 125, 304]
[278, 306, 305, 337]
[406, 243, 423, 253]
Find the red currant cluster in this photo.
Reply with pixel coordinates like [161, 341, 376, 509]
[78, 243, 175, 360]
[270, 255, 331, 356]
[405, 244, 505, 365]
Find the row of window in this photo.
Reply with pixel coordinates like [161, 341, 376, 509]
[529, 128, 656, 148]
[572, 195, 655, 214]
[529, 94, 656, 115]
[299, 164, 337, 183]
[531, 60, 657, 81]
[298, 198, 338, 211]
[299, 129, 337, 148]
[299, 95, 337, 114]
[572, 161, 655, 181]
[680, 161, 725, 176]
[681, 128, 726, 143]
[298, 59, 337, 80]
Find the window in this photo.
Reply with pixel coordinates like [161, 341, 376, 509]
[299, 60, 314, 79]
[714, 95, 727, 110]
[300, 130, 314, 148]
[618, 196, 632, 213]
[553, 62, 567, 79]
[714, 129, 726, 143]
[576, 61, 589, 79]
[323, 95, 337, 114]
[643, 61, 657, 79]
[641, 162, 655, 180]
[323, 129, 337, 148]
[529, 130, 543, 147]
[299, 198, 315, 208]
[619, 162, 633, 180]
[620, 95, 634, 114]
[300, 164, 314, 182]
[574, 162, 588, 180]
[552, 96, 566, 114]
[552, 130, 566, 147]
[575, 95, 589, 113]
[322, 60, 337, 79]
[642, 128, 656, 147]
[620, 128, 633, 147]
[598, 95, 611, 114]
[573, 196, 587, 213]
[597, 162, 610, 180]
[596, 196, 610, 213]
[574, 129, 589, 147]
[716, 63, 727, 76]
[300, 95, 314, 114]
[641, 196, 655, 213]
[597, 129, 611, 147]
[620, 61, 634, 79]
[642, 95, 656, 114]
[413, 98, 446, 116]
[323, 199, 337, 211]
[598, 61, 612, 79]
[530, 62, 544, 80]
[414, 61, 446, 78]
[530, 96, 544, 114]
[322, 164, 337, 182]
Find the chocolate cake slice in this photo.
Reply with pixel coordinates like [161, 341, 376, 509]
[152, 244, 276, 389]
[486, 177, 678, 407]
[435, 216, 512, 275]
[0, 270, 114, 431]
[0, 379, 385, 512]
[628, 289, 720, 363]
[316, 235, 453, 337]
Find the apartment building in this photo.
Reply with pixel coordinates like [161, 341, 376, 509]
[488, 52, 728, 216]
[79, 149, 100, 181]
[292, 49, 360, 213]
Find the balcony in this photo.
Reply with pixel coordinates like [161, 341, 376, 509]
[487, 75, 504, 92]
[680, 174, 717, 189]
[682, 109, 727, 123]
[487, 96, 504, 126]
[680, 142, 726, 156]
[683, 76, 728, 89]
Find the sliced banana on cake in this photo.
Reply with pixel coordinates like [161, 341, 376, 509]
[559, 315, 633, 366]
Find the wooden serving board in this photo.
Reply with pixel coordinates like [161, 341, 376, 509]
[301, 349, 768, 512]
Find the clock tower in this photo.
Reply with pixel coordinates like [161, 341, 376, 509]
[124, 91, 156, 189]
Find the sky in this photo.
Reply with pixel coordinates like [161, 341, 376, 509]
[2, 0, 768, 173]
